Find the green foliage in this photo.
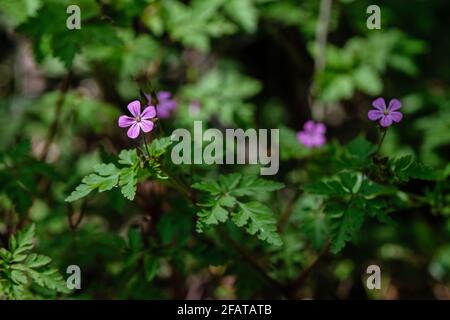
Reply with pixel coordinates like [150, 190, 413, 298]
[0, 140, 55, 215]
[390, 155, 437, 181]
[193, 174, 284, 246]
[0, 225, 69, 299]
[315, 30, 426, 102]
[65, 151, 137, 201]
[66, 137, 173, 202]
[17, 0, 120, 68]
[1, 0, 449, 300]
[181, 66, 261, 125]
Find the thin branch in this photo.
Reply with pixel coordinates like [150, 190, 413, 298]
[278, 190, 300, 234]
[288, 241, 331, 294]
[217, 227, 293, 299]
[39, 72, 72, 161]
[312, 0, 333, 121]
[68, 199, 87, 230]
[314, 0, 333, 73]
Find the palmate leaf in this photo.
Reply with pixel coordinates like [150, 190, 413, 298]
[66, 149, 141, 202]
[229, 175, 285, 197]
[148, 137, 173, 157]
[338, 136, 376, 170]
[303, 179, 346, 196]
[9, 224, 35, 257]
[232, 201, 282, 246]
[390, 155, 437, 181]
[0, 224, 70, 299]
[196, 203, 229, 232]
[326, 203, 365, 254]
[17, 1, 121, 68]
[25, 267, 69, 293]
[192, 173, 284, 246]
[65, 164, 120, 202]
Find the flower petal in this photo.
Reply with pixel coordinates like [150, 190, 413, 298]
[139, 119, 154, 133]
[312, 134, 326, 147]
[303, 120, 315, 132]
[380, 115, 393, 127]
[141, 105, 157, 119]
[372, 97, 386, 111]
[314, 123, 326, 134]
[127, 100, 141, 117]
[390, 111, 403, 123]
[157, 91, 171, 101]
[118, 115, 135, 128]
[388, 99, 402, 111]
[368, 110, 383, 121]
[297, 132, 314, 148]
[127, 123, 141, 139]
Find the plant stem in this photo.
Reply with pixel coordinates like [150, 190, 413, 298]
[40, 72, 71, 161]
[217, 227, 293, 299]
[376, 128, 388, 154]
[142, 133, 151, 159]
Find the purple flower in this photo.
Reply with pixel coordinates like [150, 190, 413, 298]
[297, 121, 327, 148]
[368, 97, 403, 127]
[156, 91, 177, 119]
[118, 100, 156, 139]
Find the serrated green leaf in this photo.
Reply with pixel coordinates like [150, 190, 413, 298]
[304, 179, 346, 196]
[391, 156, 437, 181]
[232, 201, 282, 246]
[118, 149, 139, 166]
[11, 270, 28, 285]
[148, 137, 173, 157]
[10, 224, 35, 256]
[27, 267, 70, 293]
[119, 167, 138, 200]
[192, 180, 222, 194]
[25, 254, 51, 269]
[230, 175, 284, 197]
[327, 204, 365, 254]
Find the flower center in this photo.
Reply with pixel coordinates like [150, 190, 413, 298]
[383, 109, 389, 115]
[135, 116, 141, 122]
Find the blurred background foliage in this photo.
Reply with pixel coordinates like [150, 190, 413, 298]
[0, 0, 449, 299]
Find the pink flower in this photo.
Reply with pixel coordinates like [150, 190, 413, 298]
[368, 97, 403, 127]
[118, 100, 156, 139]
[297, 121, 326, 148]
[156, 91, 177, 119]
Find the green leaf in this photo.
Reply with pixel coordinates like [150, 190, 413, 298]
[26, 267, 70, 293]
[10, 224, 35, 256]
[193, 174, 283, 245]
[118, 149, 139, 166]
[338, 171, 358, 194]
[144, 255, 159, 282]
[66, 149, 142, 202]
[224, 0, 258, 33]
[65, 164, 120, 202]
[119, 167, 138, 200]
[0, 0, 42, 27]
[345, 136, 375, 168]
[196, 203, 229, 232]
[228, 175, 284, 197]
[232, 201, 282, 246]
[353, 65, 383, 95]
[11, 270, 28, 285]
[148, 137, 173, 157]
[25, 254, 51, 269]
[304, 179, 346, 196]
[192, 180, 222, 195]
[327, 203, 365, 253]
[391, 155, 437, 181]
